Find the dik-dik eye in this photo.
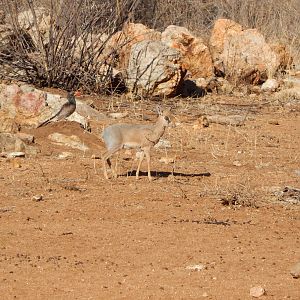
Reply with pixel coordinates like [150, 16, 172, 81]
[164, 116, 170, 122]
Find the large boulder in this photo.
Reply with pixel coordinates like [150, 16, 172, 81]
[105, 22, 161, 71]
[126, 40, 184, 97]
[161, 25, 214, 78]
[0, 84, 45, 126]
[209, 18, 288, 83]
[0, 83, 106, 129]
[209, 19, 242, 65]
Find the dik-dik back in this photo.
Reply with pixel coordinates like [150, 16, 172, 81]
[102, 123, 154, 150]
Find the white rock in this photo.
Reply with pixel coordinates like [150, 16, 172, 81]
[57, 152, 73, 159]
[233, 160, 242, 167]
[48, 133, 89, 151]
[250, 286, 265, 298]
[127, 40, 183, 97]
[185, 264, 206, 271]
[6, 151, 25, 158]
[66, 111, 89, 130]
[32, 195, 43, 202]
[261, 79, 279, 92]
[290, 261, 300, 278]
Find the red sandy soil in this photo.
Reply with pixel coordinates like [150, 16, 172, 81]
[0, 94, 299, 299]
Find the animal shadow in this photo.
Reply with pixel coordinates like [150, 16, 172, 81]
[123, 170, 211, 178]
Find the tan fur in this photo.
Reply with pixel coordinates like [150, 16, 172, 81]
[101, 106, 171, 181]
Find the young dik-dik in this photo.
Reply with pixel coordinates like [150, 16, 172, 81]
[101, 106, 171, 181]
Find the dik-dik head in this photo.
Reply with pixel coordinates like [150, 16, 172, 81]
[156, 105, 171, 127]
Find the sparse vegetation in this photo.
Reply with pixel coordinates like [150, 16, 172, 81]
[0, 0, 299, 93]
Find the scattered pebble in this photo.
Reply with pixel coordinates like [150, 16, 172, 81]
[268, 120, 279, 125]
[185, 264, 206, 271]
[32, 195, 43, 202]
[250, 286, 265, 298]
[202, 292, 209, 297]
[202, 116, 209, 128]
[233, 160, 242, 167]
[58, 152, 73, 159]
[7, 152, 25, 158]
[261, 78, 279, 92]
[290, 261, 300, 279]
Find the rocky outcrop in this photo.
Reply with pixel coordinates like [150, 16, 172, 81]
[0, 83, 106, 129]
[209, 18, 290, 83]
[209, 19, 243, 66]
[162, 25, 214, 79]
[126, 40, 184, 97]
[105, 22, 161, 71]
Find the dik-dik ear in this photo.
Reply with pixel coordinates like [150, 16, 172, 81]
[156, 105, 163, 115]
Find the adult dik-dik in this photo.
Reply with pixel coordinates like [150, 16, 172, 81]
[101, 106, 171, 181]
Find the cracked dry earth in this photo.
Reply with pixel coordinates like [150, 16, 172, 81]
[0, 94, 299, 299]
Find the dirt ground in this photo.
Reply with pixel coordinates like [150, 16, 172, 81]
[0, 93, 299, 299]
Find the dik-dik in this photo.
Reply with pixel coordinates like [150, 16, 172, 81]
[101, 106, 171, 181]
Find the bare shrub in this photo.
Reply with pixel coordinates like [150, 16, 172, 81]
[0, 0, 139, 92]
[0, 0, 299, 93]
[219, 181, 259, 208]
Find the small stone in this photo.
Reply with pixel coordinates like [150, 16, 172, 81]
[268, 120, 279, 125]
[201, 116, 209, 127]
[233, 160, 242, 167]
[185, 264, 206, 271]
[32, 195, 43, 202]
[290, 261, 300, 279]
[250, 286, 265, 298]
[6, 152, 25, 158]
[58, 152, 73, 159]
[261, 79, 279, 92]
[48, 133, 89, 151]
[202, 292, 209, 297]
